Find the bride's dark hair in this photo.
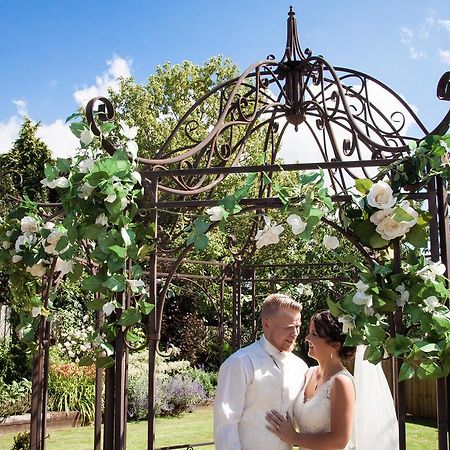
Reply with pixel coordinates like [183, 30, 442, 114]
[311, 310, 356, 360]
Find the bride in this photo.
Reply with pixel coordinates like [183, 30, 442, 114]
[266, 310, 399, 450]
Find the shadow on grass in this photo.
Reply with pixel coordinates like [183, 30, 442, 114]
[406, 415, 437, 429]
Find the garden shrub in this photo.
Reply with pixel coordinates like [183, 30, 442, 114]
[127, 350, 210, 420]
[11, 430, 30, 450]
[0, 378, 31, 419]
[0, 337, 31, 384]
[47, 363, 96, 425]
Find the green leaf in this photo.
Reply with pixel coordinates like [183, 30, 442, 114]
[414, 341, 440, 353]
[355, 178, 373, 194]
[65, 112, 83, 123]
[78, 356, 94, 366]
[363, 345, 383, 364]
[55, 235, 69, 253]
[86, 297, 105, 311]
[391, 206, 415, 223]
[385, 335, 411, 356]
[103, 274, 126, 292]
[100, 123, 116, 135]
[234, 173, 257, 201]
[56, 158, 71, 173]
[399, 362, 415, 381]
[138, 299, 154, 315]
[364, 324, 386, 344]
[81, 224, 103, 240]
[82, 275, 105, 293]
[69, 122, 87, 138]
[194, 218, 210, 234]
[432, 314, 450, 332]
[117, 308, 142, 326]
[96, 356, 115, 368]
[109, 245, 126, 259]
[369, 233, 390, 249]
[194, 233, 209, 251]
[44, 163, 58, 181]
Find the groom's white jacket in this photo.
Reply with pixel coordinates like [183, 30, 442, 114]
[214, 336, 307, 450]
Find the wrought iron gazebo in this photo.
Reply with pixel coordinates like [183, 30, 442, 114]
[28, 7, 450, 450]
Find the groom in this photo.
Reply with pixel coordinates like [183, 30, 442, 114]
[214, 293, 308, 450]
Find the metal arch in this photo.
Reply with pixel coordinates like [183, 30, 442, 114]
[87, 13, 449, 199]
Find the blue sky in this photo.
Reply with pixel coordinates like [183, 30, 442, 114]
[0, 0, 449, 157]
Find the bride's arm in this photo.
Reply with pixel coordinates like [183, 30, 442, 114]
[266, 374, 355, 450]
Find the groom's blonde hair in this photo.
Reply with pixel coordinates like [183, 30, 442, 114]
[261, 293, 302, 318]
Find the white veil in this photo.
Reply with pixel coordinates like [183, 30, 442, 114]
[352, 345, 399, 450]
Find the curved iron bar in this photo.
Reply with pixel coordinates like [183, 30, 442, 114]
[85, 97, 116, 155]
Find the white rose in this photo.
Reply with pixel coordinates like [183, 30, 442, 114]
[6, 230, 13, 237]
[78, 158, 95, 173]
[44, 230, 68, 255]
[55, 258, 74, 275]
[15, 233, 36, 253]
[77, 182, 95, 200]
[376, 216, 409, 240]
[424, 295, 440, 312]
[369, 208, 393, 225]
[105, 193, 117, 203]
[206, 206, 225, 222]
[43, 222, 55, 230]
[127, 279, 145, 292]
[2, 240, 11, 249]
[40, 178, 56, 189]
[120, 197, 129, 210]
[102, 302, 115, 316]
[323, 235, 339, 250]
[21, 216, 39, 233]
[31, 306, 41, 318]
[121, 228, 131, 247]
[338, 315, 355, 334]
[54, 177, 69, 189]
[355, 280, 369, 292]
[82, 314, 90, 323]
[126, 140, 139, 159]
[80, 128, 95, 145]
[417, 260, 446, 282]
[395, 285, 410, 307]
[366, 181, 396, 209]
[287, 214, 306, 235]
[352, 290, 373, 307]
[95, 213, 108, 226]
[12, 255, 22, 263]
[26, 261, 47, 277]
[255, 217, 284, 249]
[119, 121, 138, 140]
[131, 171, 142, 184]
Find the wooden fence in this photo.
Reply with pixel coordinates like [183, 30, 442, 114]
[382, 359, 437, 420]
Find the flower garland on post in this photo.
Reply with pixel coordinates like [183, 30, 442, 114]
[200, 134, 450, 380]
[0, 114, 154, 368]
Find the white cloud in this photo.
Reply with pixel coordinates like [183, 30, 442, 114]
[438, 49, 450, 64]
[0, 115, 21, 154]
[73, 55, 133, 108]
[400, 27, 413, 44]
[438, 19, 450, 32]
[409, 47, 426, 60]
[13, 99, 28, 117]
[36, 120, 79, 159]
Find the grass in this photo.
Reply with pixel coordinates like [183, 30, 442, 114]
[0, 407, 439, 450]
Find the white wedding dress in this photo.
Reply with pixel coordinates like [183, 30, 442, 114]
[293, 347, 399, 450]
[293, 367, 355, 450]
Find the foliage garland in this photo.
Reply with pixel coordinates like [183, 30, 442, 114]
[0, 107, 449, 380]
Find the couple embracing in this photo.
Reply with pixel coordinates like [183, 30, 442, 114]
[214, 293, 399, 450]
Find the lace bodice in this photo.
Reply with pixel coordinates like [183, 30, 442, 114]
[293, 367, 355, 450]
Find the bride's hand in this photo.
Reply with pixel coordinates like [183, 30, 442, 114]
[265, 410, 298, 444]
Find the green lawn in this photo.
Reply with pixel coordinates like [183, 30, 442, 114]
[0, 407, 439, 450]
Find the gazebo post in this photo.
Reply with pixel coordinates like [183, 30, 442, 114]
[147, 176, 159, 450]
[436, 175, 450, 450]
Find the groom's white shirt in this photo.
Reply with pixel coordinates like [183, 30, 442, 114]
[214, 336, 308, 450]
